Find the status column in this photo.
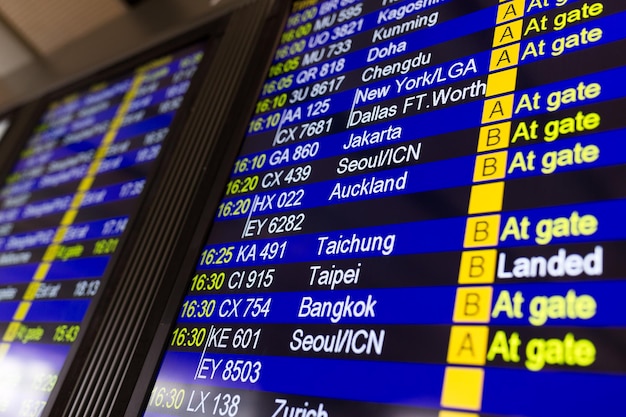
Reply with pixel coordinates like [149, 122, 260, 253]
[440, 1, 525, 415]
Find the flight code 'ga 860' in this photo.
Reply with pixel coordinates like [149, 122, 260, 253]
[232, 142, 319, 179]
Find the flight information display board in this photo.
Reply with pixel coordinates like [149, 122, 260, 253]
[0, 44, 205, 417]
[144, 1, 626, 416]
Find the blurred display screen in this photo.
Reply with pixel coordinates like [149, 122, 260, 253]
[146, 1, 626, 416]
[0, 44, 205, 416]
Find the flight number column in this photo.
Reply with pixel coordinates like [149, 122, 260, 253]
[440, 1, 525, 415]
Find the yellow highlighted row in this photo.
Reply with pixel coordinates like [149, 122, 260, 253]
[448, 326, 489, 366]
[453, 287, 494, 323]
[478, 122, 510, 153]
[468, 181, 504, 214]
[494, 19, 523, 48]
[496, 0, 525, 25]
[441, 367, 485, 411]
[482, 94, 514, 124]
[464, 215, 501, 248]
[459, 250, 497, 284]
[486, 68, 517, 98]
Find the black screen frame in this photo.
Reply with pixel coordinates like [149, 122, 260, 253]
[124, 0, 292, 415]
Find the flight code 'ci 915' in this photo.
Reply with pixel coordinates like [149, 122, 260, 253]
[189, 269, 275, 292]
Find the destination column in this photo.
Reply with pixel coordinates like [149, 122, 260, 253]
[440, 0, 525, 415]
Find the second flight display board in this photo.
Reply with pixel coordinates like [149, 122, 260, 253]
[0, 44, 206, 416]
[145, 0, 626, 416]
